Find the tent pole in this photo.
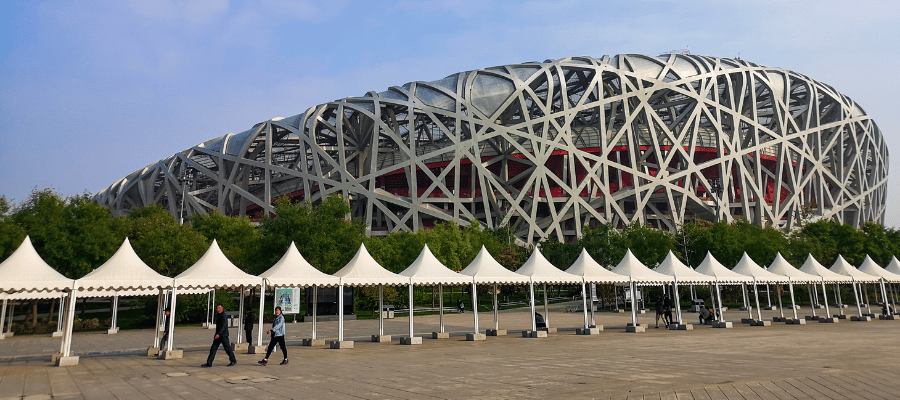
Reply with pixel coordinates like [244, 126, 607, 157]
[63, 289, 78, 357]
[743, 283, 752, 320]
[408, 283, 415, 340]
[542, 283, 549, 329]
[581, 281, 589, 329]
[205, 290, 211, 327]
[753, 280, 762, 321]
[835, 284, 844, 316]
[153, 289, 163, 348]
[788, 281, 798, 320]
[630, 280, 638, 327]
[613, 285, 618, 312]
[529, 280, 537, 332]
[851, 281, 862, 317]
[589, 284, 595, 326]
[211, 289, 216, 326]
[880, 279, 889, 314]
[890, 283, 899, 314]
[776, 284, 784, 319]
[674, 278, 683, 325]
[378, 285, 384, 336]
[493, 283, 499, 330]
[312, 286, 318, 340]
[257, 282, 265, 347]
[438, 285, 444, 333]
[807, 285, 817, 318]
[166, 287, 177, 352]
[55, 296, 65, 335]
[57, 297, 68, 355]
[765, 284, 772, 309]
[338, 283, 344, 342]
[237, 285, 244, 343]
[714, 282, 724, 322]
[111, 295, 119, 332]
[821, 281, 831, 318]
[471, 282, 478, 334]
[0, 299, 6, 339]
[863, 285, 872, 314]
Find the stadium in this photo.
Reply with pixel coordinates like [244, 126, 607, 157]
[95, 53, 888, 244]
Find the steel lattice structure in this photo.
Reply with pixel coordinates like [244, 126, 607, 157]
[96, 53, 888, 243]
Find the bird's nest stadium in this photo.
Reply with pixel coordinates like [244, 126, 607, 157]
[95, 53, 888, 244]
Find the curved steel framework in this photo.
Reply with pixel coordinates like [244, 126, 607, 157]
[96, 54, 888, 243]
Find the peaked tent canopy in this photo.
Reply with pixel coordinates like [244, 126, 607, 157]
[515, 248, 581, 284]
[76, 238, 173, 293]
[829, 255, 879, 283]
[459, 246, 529, 284]
[0, 236, 73, 294]
[796, 255, 846, 283]
[732, 253, 788, 283]
[175, 239, 261, 289]
[399, 244, 472, 285]
[860, 255, 900, 283]
[766, 253, 820, 283]
[885, 257, 900, 276]
[694, 252, 752, 283]
[653, 251, 713, 283]
[259, 242, 340, 287]
[565, 249, 629, 283]
[610, 249, 672, 284]
[332, 243, 408, 286]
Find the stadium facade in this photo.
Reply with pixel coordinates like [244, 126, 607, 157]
[95, 53, 888, 244]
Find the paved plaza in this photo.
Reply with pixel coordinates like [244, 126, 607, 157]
[1, 305, 899, 399]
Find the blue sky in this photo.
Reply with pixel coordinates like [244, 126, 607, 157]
[2, 0, 899, 227]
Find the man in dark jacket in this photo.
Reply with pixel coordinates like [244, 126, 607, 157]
[201, 304, 237, 367]
[244, 309, 255, 344]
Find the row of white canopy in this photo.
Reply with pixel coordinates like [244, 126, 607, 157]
[2, 236, 900, 364]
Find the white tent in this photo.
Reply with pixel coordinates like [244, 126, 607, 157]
[258, 242, 339, 345]
[857, 255, 900, 315]
[332, 243, 408, 345]
[829, 255, 879, 317]
[459, 246, 529, 338]
[800, 255, 855, 318]
[654, 250, 713, 325]
[694, 252, 751, 322]
[174, 239, 263, 352]
[610, 249, 672, 328]
[732, 253, 787, 322]
[74, 238, 174, 357]
[885, 256, 900, 276]
[566, 249, 629, 329]
[399, 244, 471, 344]
[0, 236, 75, 363]
[515, 248, 580, 333]
[767, 252, 820, 321]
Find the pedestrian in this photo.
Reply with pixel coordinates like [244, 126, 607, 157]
[201, 304, 237, 367]
[159, 307, 171, 350]
[699, 305, 712, 324]
[244, 309, 255, 344]
[655, 295, 667, 328]
[663, 293, 674, 326]
[258, 306, 288, 366]
[457, 299, 465, 313]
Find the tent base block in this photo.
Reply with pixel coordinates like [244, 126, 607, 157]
[233, 343, 249, 352]
[371, 335, 391, 343]
[158, 350, 183, 360]
[674, 323, 693, 330]
[431, 332, 449, 339]
[486, 329, 506, 336]
[465, 333, 485, 341]
[741, 318, 755, 324]
[106, 327, 119, 334]
[522, 330, 547, 338]
[56, 356, 79, 367]
[772, 317, 787, 322]
[863, 313, 876, 318]
[764, 306, 778, 310]
[712, 321, 733, 329]
[836, 315, 848, 319]
[400, 337, 422, 345]
[784, 319, 806, 325]
[851, 316, 872, 322]
[626, 326, 645, 333]
[577, 326, 602, 335]
[146, 347, 159, 357]
[248, 345, 266, 354]
[614, 309, 624, 313]
[2, 332, 12, 338]
[51, 331, 63, 337]
[879, 315, 897, 320]
[302, 338, 326, 346]
[626, 322, 643, 327]
[804, 315, 821, 321]
[751, 320, 771, 327]
[328, 340, 354, 349]
[538, 327, 557, 333]
[819, 317, 839, 323]
[835, 304, 848, 308]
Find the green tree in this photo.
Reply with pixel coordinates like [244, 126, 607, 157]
[190, 211, 260, 272]
[127, 204, 207, 276]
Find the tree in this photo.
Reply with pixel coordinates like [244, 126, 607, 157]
[128, 204, 207, 276]
[190, 211, 260, 272]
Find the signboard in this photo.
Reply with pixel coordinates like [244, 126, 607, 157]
[275, 288, 302, 314]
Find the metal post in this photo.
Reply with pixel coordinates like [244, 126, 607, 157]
[743, 283, 753, 320]
[378, 285, 384, 336]
[257, 283, 265, 347]
[851, 281, 862, 317]
[311, 286, 318, 339]
[788, 281, 798, 320]
[63, 289, 78, 356]
[338, 283, 344, 342]
[835, 284, 844, 316]
[529, 280, 537, 332]
[471, 282, 479, 333]
[56, 295, 65, 335]
[753, 280, 762, 321]
[111, 295, 119, 331]
[205, 290, 211, 327]
[438, 285, 445, 333]
[237, 285, 244, 343]
[153, 289, 163, 348]
[0, 299, 6, 339]
[715, 282, 724, 321]
[589, 284, 596, 326]
[493, 283, 499, 330]
[879, 279, 889, 314]
[630, 279, 637, 327]
[807, 285, 817, 318]
[776, 284, 784, 318]
[821, 281, 831, 318]
[765, 284, 772, 309]
[166, 287, 177, 352]
[408, 283, 415, 340]
[863, 285, 872, 314]
[543, 283, 549, 329]
[581, 281, 589, 329]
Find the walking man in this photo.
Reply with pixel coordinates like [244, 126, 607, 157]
[201, 304, 237, 367]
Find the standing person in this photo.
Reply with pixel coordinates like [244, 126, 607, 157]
[655, 295, 666, 328]
[663, 293, 674, 326]
[159, 307, 171, 350]
[457, 299, 464, 313]
[201, 304, 237, 367]
[244, 309, 255, 345]
[258, 306, 288, 366]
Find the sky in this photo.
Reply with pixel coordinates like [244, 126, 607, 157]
[2, 0, 899, 227]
